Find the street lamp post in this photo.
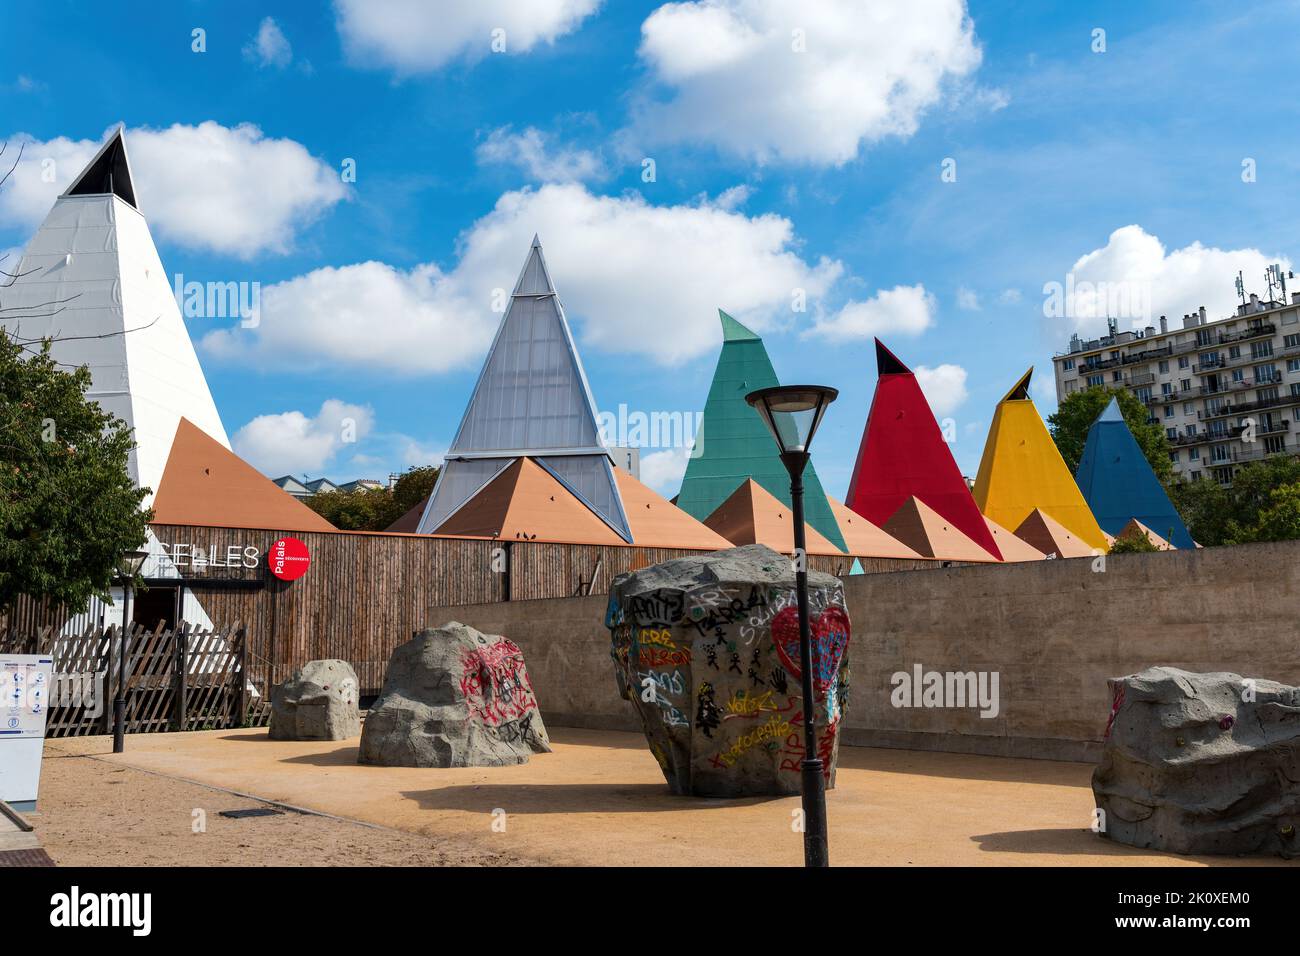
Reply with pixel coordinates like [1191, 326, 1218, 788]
[745, 384, 839, 868]
[113, 548, 150, 754]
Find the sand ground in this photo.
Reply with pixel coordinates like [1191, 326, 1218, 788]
[34, 728, 1294, 867]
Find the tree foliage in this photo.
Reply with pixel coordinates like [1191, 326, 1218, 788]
[0, 334, 150, 615]
[1169, 456, 1300, 546]
[1108, 529, 1160, 553]
[304, 465, 440, 531]
[1047, 385, 1173, 483]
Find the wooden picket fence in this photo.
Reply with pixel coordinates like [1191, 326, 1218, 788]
[0, 622, 270, 738]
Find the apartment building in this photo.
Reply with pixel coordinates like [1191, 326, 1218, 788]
[1053, 292, 1300, 484]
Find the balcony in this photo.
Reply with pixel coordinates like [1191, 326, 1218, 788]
[1198, 392, 1300, 420]
[1216, 323, 1276, 346]
[1228, 419, 1291, 438]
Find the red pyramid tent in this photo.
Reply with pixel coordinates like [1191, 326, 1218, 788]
[845, 340, 1002, 560]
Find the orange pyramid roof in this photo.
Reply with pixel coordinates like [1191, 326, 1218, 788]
[386, 495, 428, 533]
[1118, 518, 1175, 551]
[827, 495, 923, 559]
[882, 497, 1001, 562]
[704, 479, 845, 555]
[1014, 508, 1096, 559]
[436, 458, 627, 545]
[613, 469, 732, 550]
[983, 516, 1046, 562]
[151, 418, 335, 532]
[882, 496, 1000, 562]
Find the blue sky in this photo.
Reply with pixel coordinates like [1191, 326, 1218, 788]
[3, 0, 1299, 497]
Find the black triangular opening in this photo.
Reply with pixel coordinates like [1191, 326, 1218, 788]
[1006, 368, 1033, 401]
[67, 134, 137, 208]
[875, 339, 910, 375]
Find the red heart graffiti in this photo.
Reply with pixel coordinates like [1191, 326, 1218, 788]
[770, 605, 850, 693]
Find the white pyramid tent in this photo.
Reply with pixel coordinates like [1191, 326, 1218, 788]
[1, 128, 229, 505]
[417, 236, 631, 541]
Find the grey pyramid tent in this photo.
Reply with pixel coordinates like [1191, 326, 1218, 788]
[416, 236, 632, 541]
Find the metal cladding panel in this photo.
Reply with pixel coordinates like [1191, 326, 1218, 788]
[675, 310, 846, 551]
[415, 457, 515, 533]
[456, 292, 600, 453]
[536, 455, 632, 542]
[2, 136, 229, 505]
[423, 237, 629, 540]
[1076, 399, 1195, 549]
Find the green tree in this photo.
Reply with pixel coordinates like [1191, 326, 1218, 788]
[1165, 475, 1230, 546]
[1047, 385, 1173, 482]
[1231, 481, 1300, 543]
[304, 465, 440, 531]
[1108, 529, 1160, 553]
[388, 465, 439, 523]
[0, 334, 150, 616]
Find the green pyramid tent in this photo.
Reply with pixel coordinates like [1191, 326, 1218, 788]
[675, 310, 846, 551]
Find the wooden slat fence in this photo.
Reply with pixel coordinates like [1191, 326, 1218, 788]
[0, 622, 264, 737]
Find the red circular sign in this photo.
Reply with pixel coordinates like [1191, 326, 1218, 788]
[268, 536, 310, 581]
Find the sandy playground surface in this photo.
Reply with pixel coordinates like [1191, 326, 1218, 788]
[31, 728, 1295, 867]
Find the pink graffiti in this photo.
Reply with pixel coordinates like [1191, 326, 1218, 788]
[459, 638, 539, 726]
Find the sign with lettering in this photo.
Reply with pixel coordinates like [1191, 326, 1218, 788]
[268, 536, 311, 581]
[0, 654, 54, 809]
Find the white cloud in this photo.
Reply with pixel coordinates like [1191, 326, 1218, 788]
[205, 181, 847, 370]
[639, 447, 691, 495]
[205, 260, 484, 373]
[630, 0, 984, 165]
[244, 17, 293, 69]
[0, 123, 347, 258]
[1052, 225, 1292, 335]
[997, 288, 1022, 305]
[956, 286, 980, 310]
[335, 0, 602, 73]
[806, 284, 934, 342]
[914, 363, 968, 417]
[712, 184, 752, 210]
[476, 126, 606, 182]
[232, 399, 374, 477]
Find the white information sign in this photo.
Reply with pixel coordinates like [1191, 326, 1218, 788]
[0, 654, 54, 811]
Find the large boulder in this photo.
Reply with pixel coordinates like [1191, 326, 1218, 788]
[1093, 666, 1300, 857]
[606, 544, 850, 798]
[359, 622, 551, 768]
[269, 659, 360, 741]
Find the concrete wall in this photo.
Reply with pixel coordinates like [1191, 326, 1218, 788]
[435, 540, 1300, 763]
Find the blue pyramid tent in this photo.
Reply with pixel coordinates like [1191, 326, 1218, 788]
[1075, 398, 1194, 549]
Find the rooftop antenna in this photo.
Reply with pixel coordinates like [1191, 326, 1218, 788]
[1106, 315, 1118, 338]
[1235, 271, 1246, 307]
[1266, 264, 1284, 304]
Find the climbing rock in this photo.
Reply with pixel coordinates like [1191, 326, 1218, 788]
[1093, 666, 1300, 858]
[606, 543, 850, 797]
[359, 622, 550, 768]
[269, 659, 360, 741]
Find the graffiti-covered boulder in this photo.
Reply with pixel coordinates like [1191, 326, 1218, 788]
[1093, 666, 1300, 857]
[607, 544, 850, 798]
[269, 659, 361, 741]
[359, 622, 551, 768]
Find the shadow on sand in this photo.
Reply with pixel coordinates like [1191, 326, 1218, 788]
[400, 782, 785, 815]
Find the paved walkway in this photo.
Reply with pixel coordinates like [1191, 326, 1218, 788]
[45, 729, 1291, 866]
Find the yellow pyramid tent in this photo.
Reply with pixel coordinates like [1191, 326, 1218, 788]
[973, 369, 1108, 551]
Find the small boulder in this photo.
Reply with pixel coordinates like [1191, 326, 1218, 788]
[1093, 666, 1300, 857]
[269, 659, 360, 741]
[359, 622, 551, 768]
